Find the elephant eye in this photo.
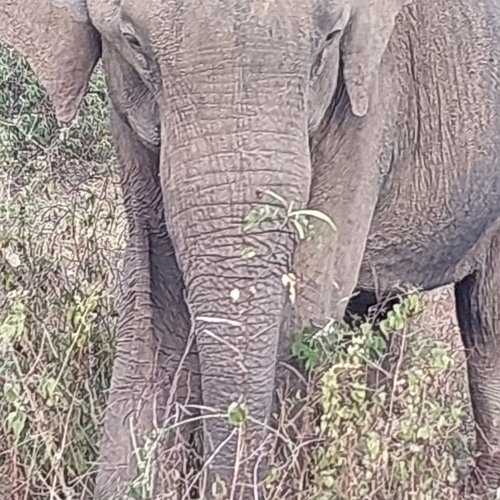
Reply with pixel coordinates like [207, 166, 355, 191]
[121, 27, 151, 71]
[123, 31, 142, 51]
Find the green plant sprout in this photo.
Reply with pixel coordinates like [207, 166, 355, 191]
[243, 189, 336, 240]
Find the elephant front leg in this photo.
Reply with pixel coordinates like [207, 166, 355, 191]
[94, 109, 200, 499]
[455, 234, 500, 494]
[275, 113, 389, 493]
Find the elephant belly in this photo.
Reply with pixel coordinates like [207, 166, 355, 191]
[357, 175, 500, 297]
[357, 226, 469, 295]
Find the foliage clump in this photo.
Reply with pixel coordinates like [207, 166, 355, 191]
[0, 46, 121, 498]
[295, 294, 470, 499]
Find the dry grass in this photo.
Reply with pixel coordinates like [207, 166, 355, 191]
[0, 46, 122, 498]
[0, 45, 475, 499]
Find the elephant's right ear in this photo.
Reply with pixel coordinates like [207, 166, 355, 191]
[341, 0, 411, 117]
[0, 0, 100, 123]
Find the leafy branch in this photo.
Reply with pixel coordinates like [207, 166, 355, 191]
[242, 189, 336, 240]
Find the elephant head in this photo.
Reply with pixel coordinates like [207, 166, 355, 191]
[0, 0, 410, 495]
[0, 0, 410, 122]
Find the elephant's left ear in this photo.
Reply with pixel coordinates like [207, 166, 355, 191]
[341, 0, 412, 117]
[0, 0, 101, 123]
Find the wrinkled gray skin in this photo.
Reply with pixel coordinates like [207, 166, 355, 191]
[3, 0, 500, 497]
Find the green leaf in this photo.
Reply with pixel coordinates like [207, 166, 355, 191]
[227, 401, 248, 427]
[241, 245, 257, 259]
[261, 189, 288, 207]
[6, 410, 25, 439]
[289, 208, 337, 232]
[290, 217, 307, 240]
[416, 426, 432, 440]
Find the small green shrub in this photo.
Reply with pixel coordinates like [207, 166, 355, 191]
[294, 294, 471, 499]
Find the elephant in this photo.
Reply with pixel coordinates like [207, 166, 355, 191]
[3, 0, 500, 497]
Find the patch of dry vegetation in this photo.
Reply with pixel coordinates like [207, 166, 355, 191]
[0, 46, 122, 498]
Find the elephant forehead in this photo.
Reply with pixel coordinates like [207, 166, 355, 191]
[248, 0, 310, 18]
[87, 0, 121, 33]
[53, 0, 90, 22]
[122, 0, 313, 35]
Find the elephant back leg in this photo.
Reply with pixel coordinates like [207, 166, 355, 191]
[94, 109, 201, 499]
[455, 233, 500, 494]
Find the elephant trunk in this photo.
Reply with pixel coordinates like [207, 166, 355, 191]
[159, 41, 311, 495]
